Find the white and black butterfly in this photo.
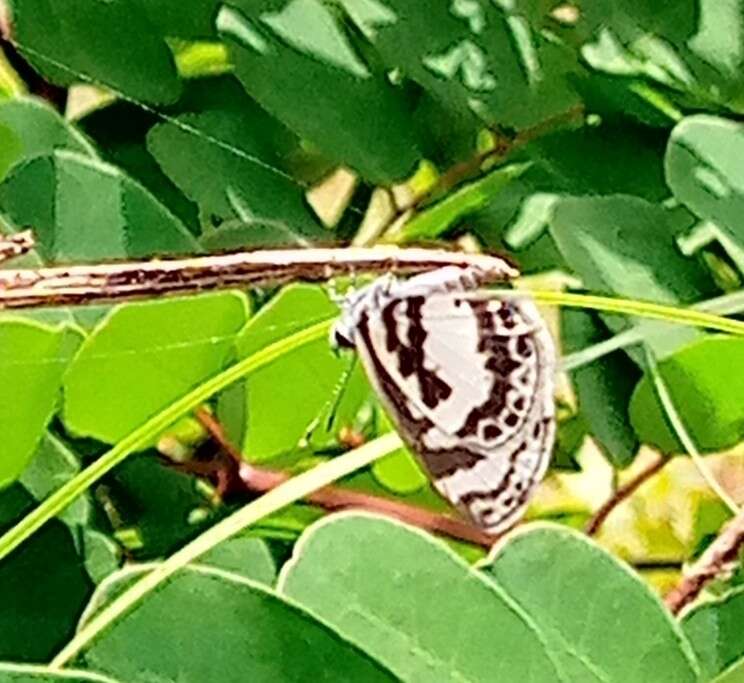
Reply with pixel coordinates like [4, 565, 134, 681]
[332, 264, 556, 535]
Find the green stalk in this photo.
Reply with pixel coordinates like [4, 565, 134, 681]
[51, 432, 402, 667]
[0, 319, 334, 563]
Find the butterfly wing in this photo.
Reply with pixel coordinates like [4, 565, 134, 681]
[353, 289, 555, 535]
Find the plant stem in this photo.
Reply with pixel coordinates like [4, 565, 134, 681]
[0, 320, 334, 563]
[194, 409, 497, 548]
[665, 509, 744, 615]
[50, 432, 402, 668]
[584, 454, 668, 536]
[0, 245, 518, 309]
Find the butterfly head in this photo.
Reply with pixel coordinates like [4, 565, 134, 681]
[330, 273, 396, 351]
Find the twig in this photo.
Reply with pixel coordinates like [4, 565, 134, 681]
[379, 104, 585, 237]
[585, 454, 667, 536]
[665, 509, 744, 615]
[0, 244, 518, 309]
[194, 408, 498, 548]
[0, 229, 34, 263]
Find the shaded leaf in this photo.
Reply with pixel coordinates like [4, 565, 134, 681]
[682, 586, 744, 681]
[81, 566, 396, 682]
[12, 0, 180, 104]
[279, 513, 562, 682]
[0, 487, 93, 663]
[482, 524, 699, 682]
[0, 151, 199, 262]
[342, 0, 581, 130]
[666, 116, 744, 272]
[218, 2, 420, 183]
[148, 108, 323, 238]
[561, 309, 640, 467]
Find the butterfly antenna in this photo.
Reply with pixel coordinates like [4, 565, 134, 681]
[324, 355, 357, 432]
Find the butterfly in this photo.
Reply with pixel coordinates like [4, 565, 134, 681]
[331, 263, 556, 535]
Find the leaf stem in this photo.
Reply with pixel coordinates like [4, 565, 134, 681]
[644, 346, 739, 514]
[49, 432, 401, 668]
[194, 409, 497, 547]
[584, 454, 668, 536]
[0, 319, 334, 563]
[504, 289, 744, 337]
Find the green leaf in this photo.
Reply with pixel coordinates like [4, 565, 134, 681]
[550, 195, 716, 304]
[0, 490, 93, 663]
[561, 309, 640, 467]
[236, 285, 345, 462]
[0, 663, 120, 682]
[342, 0, 581, 130]
[370, 447, 428, 494]
[549, 195, 718, 358]
[682, 586, 744, 681]
[199, 535, 276, 584]
[482, 524, 700, 682]
[147, 108, 323, 238]
[79, 537, 276, 627]
[0, 124, 21, 182]
[19, 432, 92, 529]
[0, 319, 82, 488]
[0, 151, 199, 262]
[629, 336, 744, 453]
[79, 101, 199, 234]
[131, 0, 222, 39]
[217, 2, 420, 183]
[474, 122, 669, 271]
[666, 116, 744, 272]
[106, 454, 214, 558]
[12, 0, 181, 104]
[394, 162, 529, 242]
[0, 98, 96, 181]
[63, 292, 248, 444]
[79, 566, 396, 682]
[279, 513, 562, 682]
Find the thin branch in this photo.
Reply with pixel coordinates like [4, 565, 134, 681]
[379, 105, 585, 238]
[585, 454, 668, 536]
[194, 408, 498, 548]
[0, 230, 34, 264]
[0, 245, 518, 309]
[665, 509, 744, 614]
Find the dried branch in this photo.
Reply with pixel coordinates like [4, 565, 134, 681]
[0, 230, 34, 263]
[585, 454, 667, 536]
[194, 408, 498, 548]
[0, 244, 518, 309]
[666, 509, 744, 615]
[379, 104, 585, 238]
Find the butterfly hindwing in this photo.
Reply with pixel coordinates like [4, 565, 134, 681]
[335, 266, 556, 535]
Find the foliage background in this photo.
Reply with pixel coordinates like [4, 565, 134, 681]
[1, 0, 744, 681]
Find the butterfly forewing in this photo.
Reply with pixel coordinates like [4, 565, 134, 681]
[337, 266, 555, 535]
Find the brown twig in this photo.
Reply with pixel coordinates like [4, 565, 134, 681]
[585, 454, 668, 536]
[0, 230, 34, 263]
[665, 509, 744, 615]
[193, 408, 498, 548]
[0, 244, 518, 309]
[380, 104, 585, 236]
